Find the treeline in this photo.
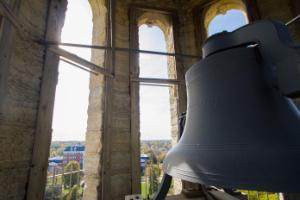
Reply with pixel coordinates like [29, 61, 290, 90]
[50, 141, 85, 158]
[140, 140, 172, 164]
[49, 140, 172, 161]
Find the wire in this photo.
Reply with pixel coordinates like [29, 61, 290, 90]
[286, 14, 300, 26]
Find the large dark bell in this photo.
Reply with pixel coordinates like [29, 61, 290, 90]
[163, 44, 300, 191]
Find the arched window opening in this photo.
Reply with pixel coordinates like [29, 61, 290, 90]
[138, 21, 180, 197]
[45, 1, 92, 199]
[139, 24, 171, 139]
[208, 9, 248, 36]
[204, 0, 248, 37]
[139, 25, 169, 79]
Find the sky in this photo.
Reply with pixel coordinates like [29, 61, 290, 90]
[208, 9, 248, 36]
[52, 0, 92, 141]
[139, 25, 172, 140]
[51, 1, 247, 141]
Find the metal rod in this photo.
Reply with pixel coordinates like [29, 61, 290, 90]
[286, 14, 300, 26]
[47, 170, 84, 178]
[43, 41, 200, 59]
[140, 83, 173, 87]
[60, 57, 99, 75]
[131, 77, 180, 85]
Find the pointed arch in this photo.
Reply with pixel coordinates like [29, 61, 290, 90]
[136, 10, 182, 195]
[204, 0, 248, 36]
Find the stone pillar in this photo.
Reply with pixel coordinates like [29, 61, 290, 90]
[83, 0, 108, 199]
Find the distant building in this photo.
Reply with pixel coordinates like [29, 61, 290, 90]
[48, 156, 63, 173]
[51, 147, 149, 172]
[49, 156, 63, 164]
[63, 145, 85, 168]
[140, 154, 150, 172]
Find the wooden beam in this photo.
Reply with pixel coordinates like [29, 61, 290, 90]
[129, 6, 141, 194]
[26, 1, 67, 199]
[60, 57, 99, 75]
[48, 46, 113, 77]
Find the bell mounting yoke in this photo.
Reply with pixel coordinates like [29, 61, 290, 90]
[203, 20, 300, 98]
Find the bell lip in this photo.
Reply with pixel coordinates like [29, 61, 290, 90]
[163, 144, 300, 193]
[163, 163, 300, 193]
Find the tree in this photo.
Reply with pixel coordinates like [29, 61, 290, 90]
[146, 161, 161, 197]
[63, 185, 80, 200]
[44, 185, 62, 200]
[63, 161, 80, 188]
[157, 151, 167, 163]
[149, 150, 158, 164]
[141, 143, 151, 155]
[50, 147, 64, 157]
[151, 164, 160, 195]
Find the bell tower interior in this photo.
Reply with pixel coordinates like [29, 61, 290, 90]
[0, 0, 300, 200]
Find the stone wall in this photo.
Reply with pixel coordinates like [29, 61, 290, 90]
[0, 0, 49, 199]
[1, 0, 300, 199]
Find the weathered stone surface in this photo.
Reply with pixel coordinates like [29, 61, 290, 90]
[110, 174, 132, 199]
[0, 0, 48, 198]
[0, 167, 29, 200]
[83, 176, 101, 200]
[84, 0, 108, 198]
